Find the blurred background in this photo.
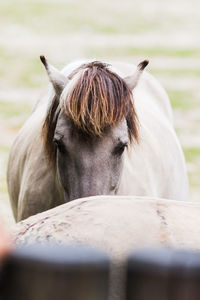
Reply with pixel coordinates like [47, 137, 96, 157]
[0, 0, 199, 225]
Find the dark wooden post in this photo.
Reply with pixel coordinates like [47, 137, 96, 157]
[0, 244, 110, 300]
[126, 248, 200, 300]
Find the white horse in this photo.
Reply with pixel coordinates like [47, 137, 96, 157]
[7, 57, 188, 221]
[14, 196, 200, 300]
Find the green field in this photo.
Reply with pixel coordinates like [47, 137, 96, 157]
[0, 0, 200, 224]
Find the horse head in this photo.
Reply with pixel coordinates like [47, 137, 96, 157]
[40, 56, 148, 202]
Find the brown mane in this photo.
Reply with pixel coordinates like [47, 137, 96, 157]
[42, 61, 139, 163]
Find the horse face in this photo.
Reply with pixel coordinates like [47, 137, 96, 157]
[54, 111, 129, 201]
[40, 57, 149, 202]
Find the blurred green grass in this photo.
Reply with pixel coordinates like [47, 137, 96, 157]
[0, 101, 31, 118]
[87, 47, 200, 58]
[0, 1, 180, 35]
[167, 90, 198, 110]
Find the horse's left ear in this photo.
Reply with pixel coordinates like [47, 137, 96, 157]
[124, 60, 149, 90]
[40, 55, 69, 96]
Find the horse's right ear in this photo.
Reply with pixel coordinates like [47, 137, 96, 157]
[124, 60, 149, 90]
[40, 55, 69, 96]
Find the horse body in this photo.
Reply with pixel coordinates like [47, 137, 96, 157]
[116, 65, 186, 199]
[14, 196, 200, 300]
[8, 97, 64, 220]
[7, 59, 188, 221]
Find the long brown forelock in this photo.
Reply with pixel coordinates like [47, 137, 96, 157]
[42, 62, 139, 164]
[62, 61, 139, 141]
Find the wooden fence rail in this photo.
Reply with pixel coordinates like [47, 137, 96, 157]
[127, 248, 200, 300]
[0, 245, 200, 300]
[0, 244, 110, 300]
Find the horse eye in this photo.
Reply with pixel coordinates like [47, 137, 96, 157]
[113, 142, 128, 156]
[53, 138, 65, 153]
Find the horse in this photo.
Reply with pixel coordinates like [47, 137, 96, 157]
[7, 56, 188, 221]
[14, 195, 200, 300]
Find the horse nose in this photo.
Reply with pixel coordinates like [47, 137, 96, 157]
[69, 190, 106, 202]
[67, 179, 110, 202]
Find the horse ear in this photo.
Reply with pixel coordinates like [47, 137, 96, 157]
[40, 55, 69, 96]
[124, 60, 149, 90]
